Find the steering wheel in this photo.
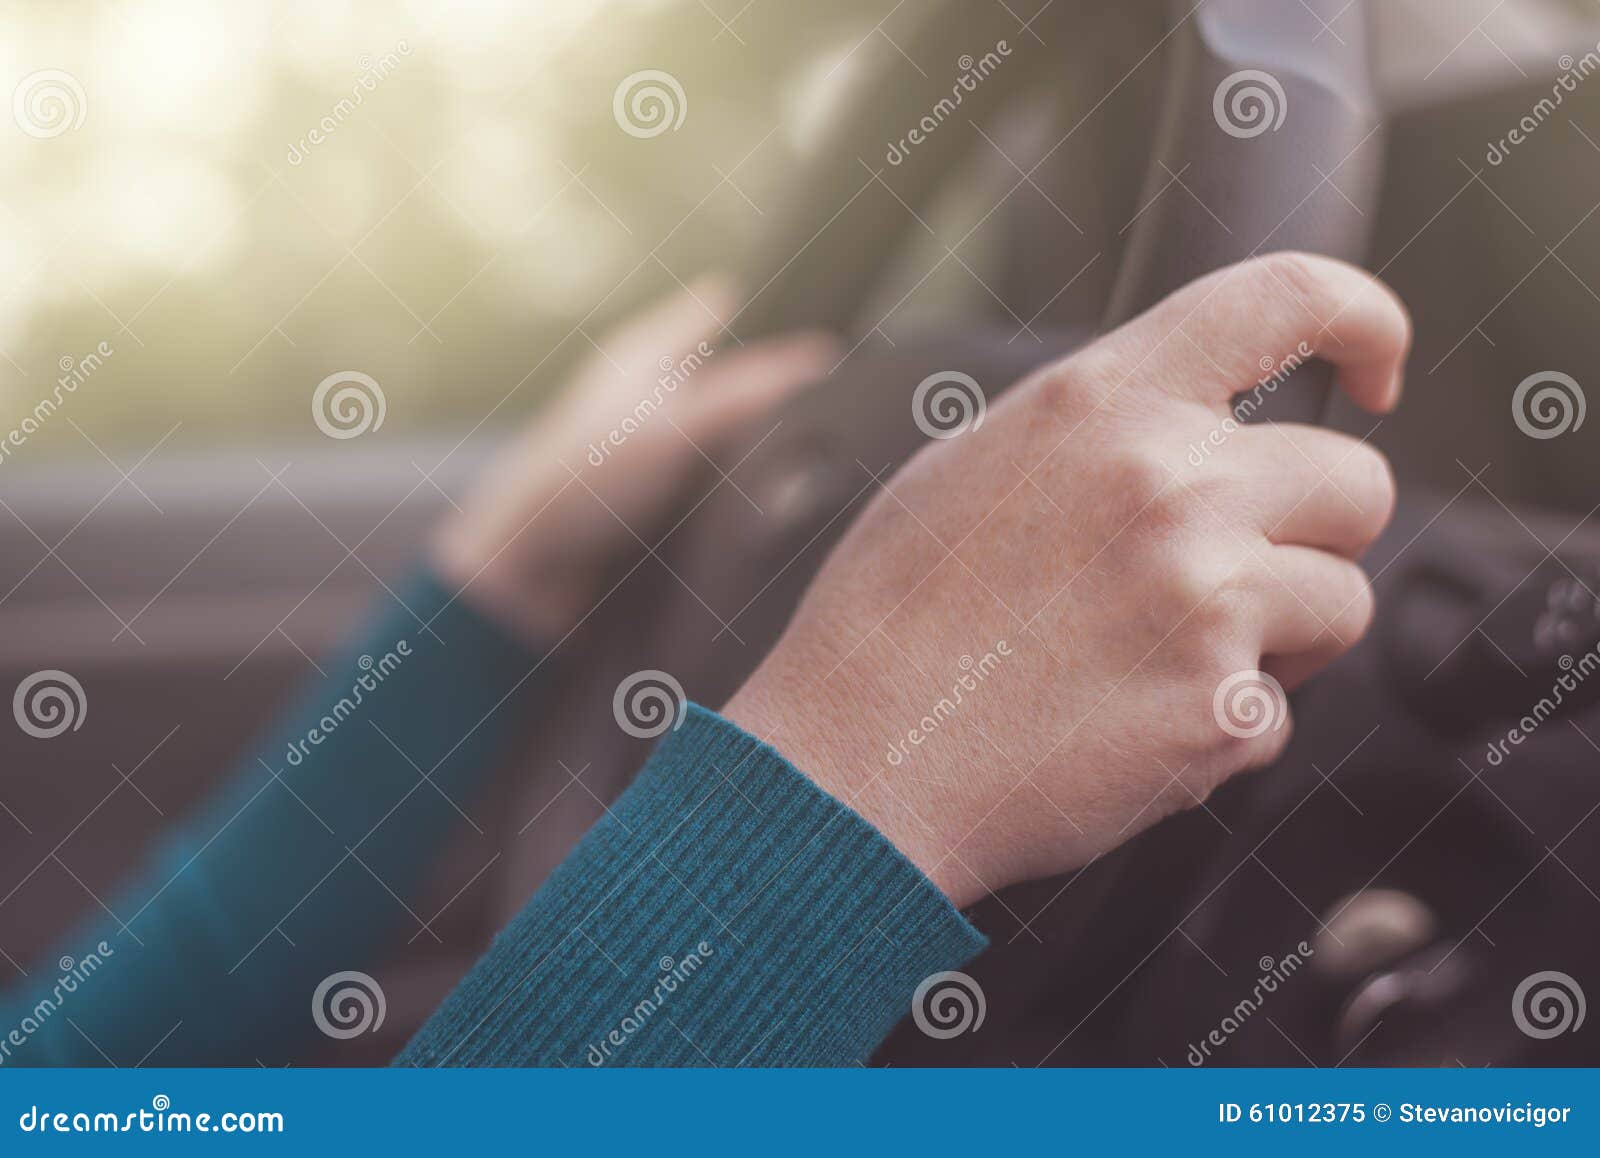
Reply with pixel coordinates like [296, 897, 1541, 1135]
[560, 0, 1385, 1044]
[736, 0, 1382, 422]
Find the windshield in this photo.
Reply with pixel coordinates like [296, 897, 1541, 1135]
[0, 0, 888, 458]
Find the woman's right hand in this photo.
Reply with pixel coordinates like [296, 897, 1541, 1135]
[723, 253, 1411, 909]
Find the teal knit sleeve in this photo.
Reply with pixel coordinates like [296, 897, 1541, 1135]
[0, 569, 537, 1067]
[397, 704, 988, 1066]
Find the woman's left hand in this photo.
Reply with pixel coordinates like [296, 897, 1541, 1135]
[431, 282, 838, 641]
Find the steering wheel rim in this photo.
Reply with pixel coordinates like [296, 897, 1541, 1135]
[734, 0, 1382, 425]
[1104, 0, 1383, 424]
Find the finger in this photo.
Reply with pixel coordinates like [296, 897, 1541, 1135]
[602, 276, 738, 377]
[691, 332, 841, 432]
[1102, 252, 1412, 414]
[1237, 703, 1296, 772]
[1210, 670, 1296, 773]
[1256, 544, 1375, 663]
[1229, 424, 1396, 556]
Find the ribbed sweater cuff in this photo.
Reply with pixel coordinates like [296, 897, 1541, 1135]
[398, 703, 987, 1066]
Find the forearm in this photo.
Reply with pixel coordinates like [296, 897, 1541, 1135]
[0, 568, 537, 1066]
[397, 705, 986, 1067]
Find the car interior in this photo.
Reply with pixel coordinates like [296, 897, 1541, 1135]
[3, 0, 1598, 1064]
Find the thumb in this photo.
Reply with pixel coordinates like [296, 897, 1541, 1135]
[601, 276, 739, 380]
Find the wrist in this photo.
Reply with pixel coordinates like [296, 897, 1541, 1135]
[427, 523, 588, 645]
[721, 633, 988, 910]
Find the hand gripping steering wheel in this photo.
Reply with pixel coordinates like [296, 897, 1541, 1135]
[566, 3, 1386, 1056]
[633, 0, 1384, 690]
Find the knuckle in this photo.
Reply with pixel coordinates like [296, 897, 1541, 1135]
[1061, 338, 1123, 390]
[1167, 553, 1246, 629]
[1036, 348, 1116, 419]
[1350, 444, 1398, 538]
[1254, 250, 1329, 307]
[1201, 662, 1291, 750]
[1391, 288, 1416, 353]
[1244, 708, 1296, 770]
[1189, 460, 1244, 511]
[1307, 560, 1375, 651]
[1336, 567, 1378, 641]
[1108, 448, 1179, 524]
[1143, 483, 1195, 537]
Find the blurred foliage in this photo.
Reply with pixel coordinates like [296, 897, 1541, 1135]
[0, 0, 888, 455]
